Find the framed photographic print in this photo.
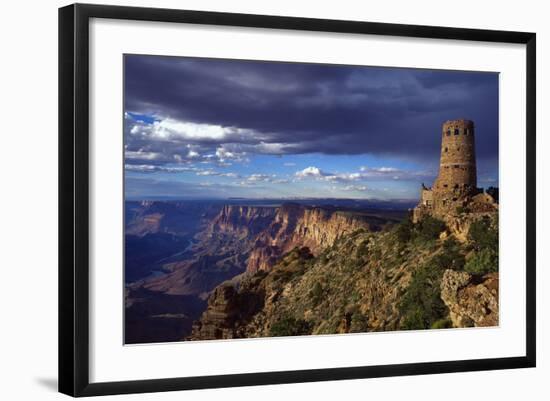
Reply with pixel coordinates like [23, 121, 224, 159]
[58, 3, 536, 397]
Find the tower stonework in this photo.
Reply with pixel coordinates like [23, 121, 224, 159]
[412, 119, 496, 223]
[433, 119, 477, 207]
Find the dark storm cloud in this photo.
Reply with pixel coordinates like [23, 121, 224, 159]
[124, 55, 499, 166]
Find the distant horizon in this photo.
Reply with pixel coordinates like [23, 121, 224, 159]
[124, 196, 419, 202]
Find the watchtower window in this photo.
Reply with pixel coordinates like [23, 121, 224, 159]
[454, 129, 459, 135]
[464, 128, 469, 135]
[454, 184, 459, 189]
[443, 184, 448, 188]
[444, 147, 448, 152]
[446, 130, 451, 136]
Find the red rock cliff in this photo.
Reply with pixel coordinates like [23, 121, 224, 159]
[246, 204, 371, 272]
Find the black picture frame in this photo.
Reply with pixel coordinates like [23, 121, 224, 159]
[59, 3, 536, 397]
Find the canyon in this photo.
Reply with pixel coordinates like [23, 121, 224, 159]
[124, 200, 404, 343]
[124, 199, 498, 344]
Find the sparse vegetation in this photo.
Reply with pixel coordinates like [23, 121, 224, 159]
[270, 316, 312, 337]
[468, 218, 498, 253]
[394, 215, 446, 244]
[191, 208, 498, 340]
[456, 206, 466, 215]
[356, 239, 370, 259]
[398, 253, 450, 330]
[395, 218, 414, 243]
[465, 218, 498, 274]
[309, 282, 324, 306]
[431, 318, 453, 329]
[464, 247, 498, 274]
[415, 216, 447, 241]
[434, 238, 465, 270]
[349, 311, 370, 333]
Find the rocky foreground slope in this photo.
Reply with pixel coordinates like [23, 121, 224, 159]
[189, 212, 499, 340]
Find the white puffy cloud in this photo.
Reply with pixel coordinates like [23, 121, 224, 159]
[295, 166, 327, 178]
[215, 146, 247, 163]
[296, 167, 362, 182]
[129, 117, 257, 142]
[294, 165, 434, 184]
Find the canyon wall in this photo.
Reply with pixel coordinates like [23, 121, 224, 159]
[245, 203, 374, 272]
[139, 203, 376, 297]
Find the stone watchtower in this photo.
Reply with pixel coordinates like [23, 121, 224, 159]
[413, 119, 483, 222]
[432, 119, 477, 206]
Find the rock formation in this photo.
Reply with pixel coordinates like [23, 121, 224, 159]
[440, 269, 499, 327]
[246, 203, 375, 272]
[190, 203, 500, 341]
[140, 204, 381, 296]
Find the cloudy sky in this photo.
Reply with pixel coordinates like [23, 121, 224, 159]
[124, 55, 499, 200]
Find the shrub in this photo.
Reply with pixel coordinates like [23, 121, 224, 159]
[270, 316, 312, 337]
[399, 262, 448, 330]
[401, 307, 425, 331]
[432, 238, 465, 270]
[318, 249, 330, 264]
[431, 318, 453, 329]
[309, 282, 324, 306]
[464, 248, 498, 274]
[349, 312, 369, 333]
[371, 246, 382, 261]
[356, 240, 369, 259]
[415, 216, 447, 241]
[468, 218, 498, 252]
[466, 218, 498, 274]
[395, 218, 414, 243]
[456, 205, 470, 215]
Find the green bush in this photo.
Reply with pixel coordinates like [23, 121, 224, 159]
[270, 316, 312, 337]
[456, 205, 470, 215]
[399, 262, 448, 330]
[464, 248, 498, 274]
[318, 249, 330, 264]
[349, 312, 369, 333]
[466, 218, 498, 274]
[309, 282, 324, 306]
[356, 240, 369, 259]
[431, 318, 453, 329]
[415, 216, 447, 241]
[431, 238, 465, 270]
[469, 219, 498, 252]
[395, 218, 414, 243]
[400, 307, 426, 331]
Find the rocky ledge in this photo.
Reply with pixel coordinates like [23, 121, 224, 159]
[440, 269, 499, 327]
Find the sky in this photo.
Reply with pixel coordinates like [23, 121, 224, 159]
[124, 55, 499, 200]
